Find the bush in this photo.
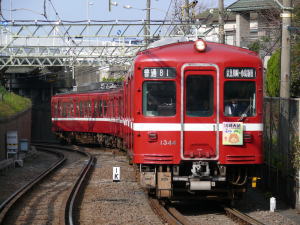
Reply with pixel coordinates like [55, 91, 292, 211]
[0, 85, 32, 118]
[292, 140, 300, 170]
[266, 49, 280, 97]
[102, 77, 124, 82]
[291, 41, 300, 97]
[248, 40, 260, 53]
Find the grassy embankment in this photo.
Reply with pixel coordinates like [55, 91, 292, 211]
[0, 86, 32, 118]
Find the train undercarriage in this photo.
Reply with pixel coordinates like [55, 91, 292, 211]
[139, 163, 257, 201]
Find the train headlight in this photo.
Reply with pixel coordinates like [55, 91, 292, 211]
[194, 39, 207, 52]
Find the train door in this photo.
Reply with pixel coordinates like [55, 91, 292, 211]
[181, 66, 219, 160]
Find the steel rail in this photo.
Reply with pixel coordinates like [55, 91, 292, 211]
[224, 206, 265, 225]
[0, 146, 66, 225]
[148, 197, 193, 225]
[148, 197, 181, 225]
[64, 147, 95, 225]
[33, 144, 95, 225]
[166, 206, 193, 225]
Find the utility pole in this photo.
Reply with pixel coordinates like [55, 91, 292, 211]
[218, 0, 225, 44]
[185, 0, 190, 22]
[145, 0, 151, 46]
[280, 0, 291, 98]
[279, 0, 293, 208]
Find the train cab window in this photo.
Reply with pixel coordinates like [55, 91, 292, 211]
[224, 81, 256, 117]
[186, 75, 213, 117]
[143, 81, 176, 117]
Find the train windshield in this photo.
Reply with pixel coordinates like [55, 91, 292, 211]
[143, 81, 176, 117]
[224, 81, 256, 117]
[186, 75, 213, 117]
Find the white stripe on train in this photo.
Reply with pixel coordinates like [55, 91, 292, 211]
[51, 118, 263, 132]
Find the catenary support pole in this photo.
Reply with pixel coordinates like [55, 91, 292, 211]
[145, 0, 151, 46]
[280, 0, 291, 98]
[218, 0, 225, 44]
[279, 0, 292, 209]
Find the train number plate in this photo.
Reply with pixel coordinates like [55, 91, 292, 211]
[160, 140, 176, 146]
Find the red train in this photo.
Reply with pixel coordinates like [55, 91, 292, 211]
[51, 39, 263, 200]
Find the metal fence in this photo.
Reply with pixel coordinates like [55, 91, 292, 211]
[263, 97, 300, 208]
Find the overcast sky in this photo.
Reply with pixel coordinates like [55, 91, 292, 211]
[1, 0, 236, 21]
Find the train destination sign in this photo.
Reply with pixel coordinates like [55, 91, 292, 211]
[225, 68, 256, 79]
[143, 67, 176, 79]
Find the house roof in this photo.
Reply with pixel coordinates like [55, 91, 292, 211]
[226, 0, 280, 12]
[195, 8, 258, 24]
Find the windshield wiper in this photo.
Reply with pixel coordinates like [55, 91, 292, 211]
[238, 105, 251, 122]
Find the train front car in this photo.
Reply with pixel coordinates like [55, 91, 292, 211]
[132, 39, 263, 200]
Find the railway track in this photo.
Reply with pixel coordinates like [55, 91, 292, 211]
[149, 198, 266, 225]
[0, 143, 95, 225]
[223, 206, 265, 225]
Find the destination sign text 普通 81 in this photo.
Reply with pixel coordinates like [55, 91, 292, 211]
[143, 68, 176, 79]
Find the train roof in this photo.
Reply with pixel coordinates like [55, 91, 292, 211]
[53, 82, 123, 98]
[135, 40, 261, 66]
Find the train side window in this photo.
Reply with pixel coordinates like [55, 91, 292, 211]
[87, 101, 91, 117]
[186, 75, 213, 117]
[224, 81, 256, 117]
[143, 81, 176, 117]
[58, 101, 62, 117]
[110, 99, 116, 117]
[94, 101, 98, 117]
[62, 102, 67, 117]
[79, 102, 83, 117]
[75, 102, 79, 117]
[103, 100, 108, 117]
[69, 102, 74, 117]
[119, 98, 122, 118]
[66, 103, 70, 117]
[99, 100, 103, 117]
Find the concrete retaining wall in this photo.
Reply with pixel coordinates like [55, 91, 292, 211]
[31, 103, 56, 142]
[0, 108, 32, 161]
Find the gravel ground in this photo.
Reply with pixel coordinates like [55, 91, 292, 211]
[236, 188, 300, 225]
[175, 187, 300, 225]
[2, 146, 299, 225]
[1, 147, 87, 225]
[78, 147, 164, 225]
[177, 202, 237, 225]
[0, 149, 58, 204]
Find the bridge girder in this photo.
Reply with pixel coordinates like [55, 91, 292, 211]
[0, 21, 202, 68]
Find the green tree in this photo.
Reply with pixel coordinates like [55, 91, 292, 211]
[248, 40, 260, 53]
[102, 76, 124, 82]
[266, 49, 280, 97]
[291, 3, 300, 97]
